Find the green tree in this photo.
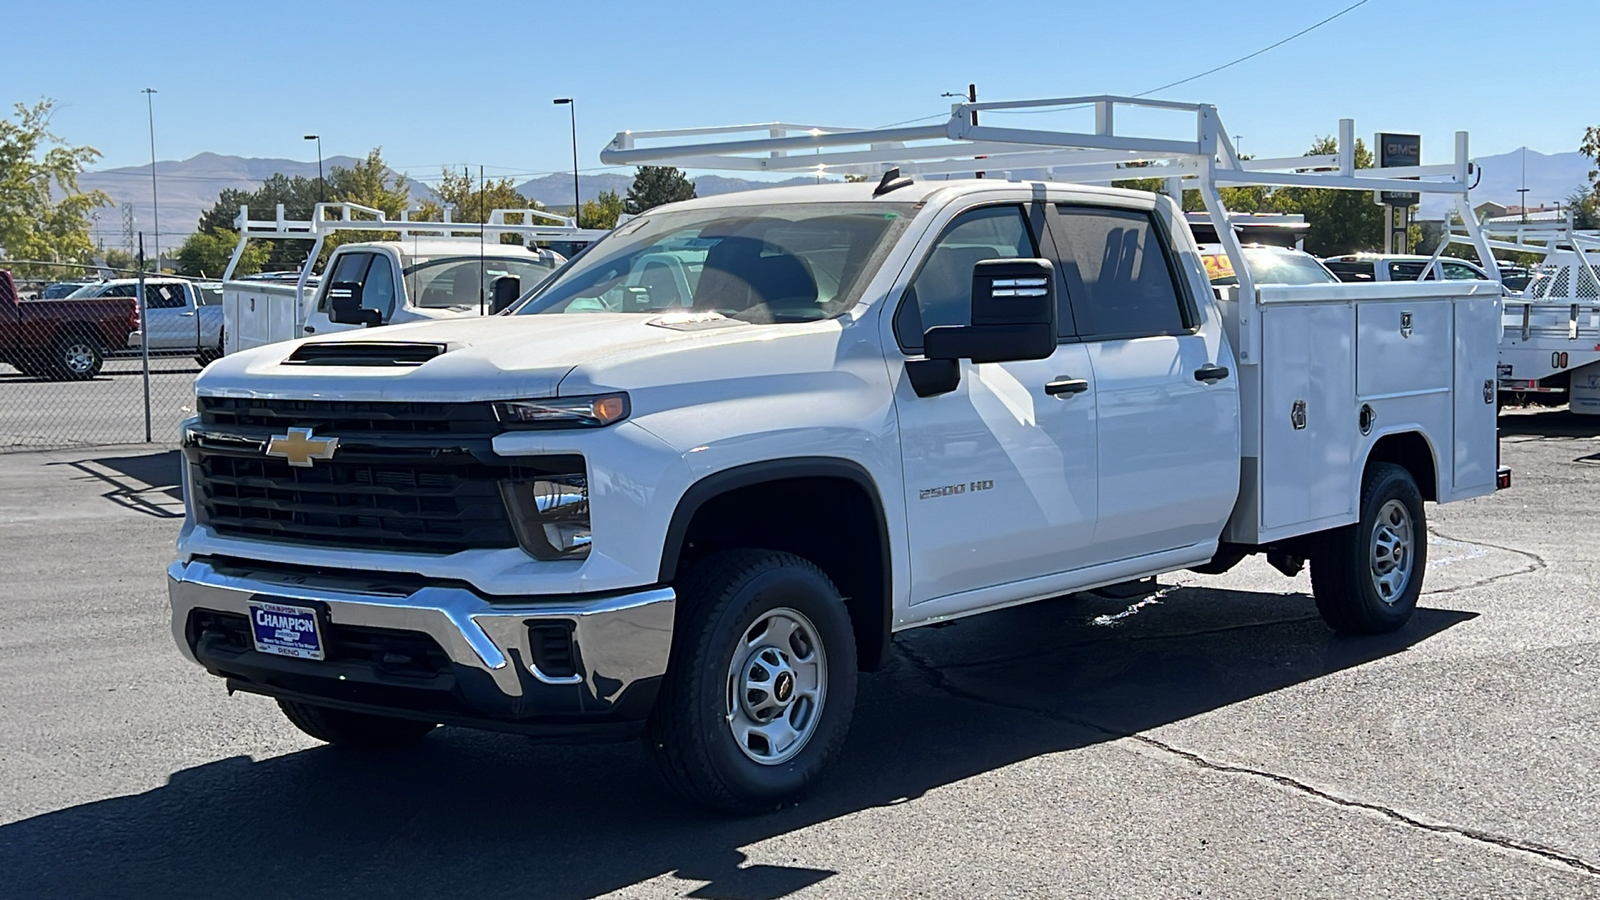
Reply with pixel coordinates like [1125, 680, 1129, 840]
[98, 247, 138, 275]
[0, 99, 110, 275]
[175, 229, 268, 278]
[411, 168, 540, 243]
[1270, 136, 1386, 256]
[327, 148, 410, 219]
[580, 189, 625, 229]
[625, 166, 696, 214]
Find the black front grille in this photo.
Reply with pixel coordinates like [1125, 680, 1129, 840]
[198, 396, 499, 436]
[195, 452, 520, 552]
[190, 397, 579, 554]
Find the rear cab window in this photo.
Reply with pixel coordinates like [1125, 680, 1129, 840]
[1051, 205, 1192, 340]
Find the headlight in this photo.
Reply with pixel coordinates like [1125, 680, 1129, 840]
[494, 393, 629, 429]
[500, 473, 591, 560]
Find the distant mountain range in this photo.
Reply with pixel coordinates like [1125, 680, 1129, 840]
[1418, 148, 1593, 219]
[80, 147, 1596, 252]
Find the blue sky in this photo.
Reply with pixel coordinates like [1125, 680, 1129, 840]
[4, 0, 1596, 186]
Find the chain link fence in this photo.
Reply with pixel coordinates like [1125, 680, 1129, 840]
[3, 263, 210, 452]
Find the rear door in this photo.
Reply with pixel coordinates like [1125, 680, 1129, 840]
[1049, 202, 1239, 563]
[890, 200, 1101, 606]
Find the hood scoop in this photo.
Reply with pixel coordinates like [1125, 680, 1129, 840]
[284, 341, 450, 367]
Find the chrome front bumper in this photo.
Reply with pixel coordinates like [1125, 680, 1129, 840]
[168, 558, 675, 725]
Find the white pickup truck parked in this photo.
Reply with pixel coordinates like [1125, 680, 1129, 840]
[68, 277, 225, 363]
[167, 97, 1508, 813]
[220, 202, 608, 355]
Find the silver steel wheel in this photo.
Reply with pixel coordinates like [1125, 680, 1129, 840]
[725, 607, 827, 766]
[1369, 498, 1415, 604]
[61, 342, 96, 375]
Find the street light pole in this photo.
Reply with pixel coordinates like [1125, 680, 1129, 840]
[304, 134, 324, 204]
[142, 88, 160, 272]
[553, 98, 579, 225]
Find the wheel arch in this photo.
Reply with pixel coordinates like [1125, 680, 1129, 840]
[1363, 429, 1439, 501]
[660, 457, 893, 671]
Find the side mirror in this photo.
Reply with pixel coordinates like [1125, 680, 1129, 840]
[328, 281, 381, 327]
[923, 258, 1058, 363]
[491, 275, 521, 314]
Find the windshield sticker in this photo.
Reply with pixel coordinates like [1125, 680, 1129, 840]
[1202, 254, 1235, 282]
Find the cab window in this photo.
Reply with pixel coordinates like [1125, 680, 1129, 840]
[319, 252, 396, 321]
[1053, 205, 1189, 339]
[894, 205, 1036, 350]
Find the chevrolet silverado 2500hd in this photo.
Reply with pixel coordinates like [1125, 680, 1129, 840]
[168, 98, 1506, 813]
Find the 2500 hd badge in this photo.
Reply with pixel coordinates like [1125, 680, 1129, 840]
[918, 479, 995, 500]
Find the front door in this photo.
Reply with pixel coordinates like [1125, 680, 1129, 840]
[1049, 203, 1239, 563]
[304, 251, 399, 337]
[891, 202, 1100, 605]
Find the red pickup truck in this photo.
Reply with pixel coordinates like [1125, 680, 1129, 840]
[0, 269, 139, 380]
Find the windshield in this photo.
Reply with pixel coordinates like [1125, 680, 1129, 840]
[404, 256, 564, 309]
[1203, 248, 1338, 286]
[515, 202, 916, 323]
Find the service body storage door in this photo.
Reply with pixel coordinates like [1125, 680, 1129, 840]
[1257, 297, 1356, 533]
[1452, 287, 1501, 497]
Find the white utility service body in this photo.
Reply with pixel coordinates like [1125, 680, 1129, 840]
[220, 202, 608, 355]
[167, 96, 1506, 813]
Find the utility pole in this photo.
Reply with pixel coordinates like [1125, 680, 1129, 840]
[142, 88, 160, 272]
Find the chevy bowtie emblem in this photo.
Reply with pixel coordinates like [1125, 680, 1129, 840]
[265, 427, 339, 467]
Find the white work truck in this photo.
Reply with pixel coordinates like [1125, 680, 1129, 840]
[167, 97, 1508, 813]
[220, 202, 608, 355]
[1425, 216, 1600, 407]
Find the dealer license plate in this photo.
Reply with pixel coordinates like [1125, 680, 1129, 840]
[247, 601, 325, 661]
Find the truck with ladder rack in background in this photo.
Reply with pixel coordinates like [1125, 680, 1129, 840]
[166, 96, 1509, 813]
[1424, 215, 1600, 407]
[218, 203, 609, 356]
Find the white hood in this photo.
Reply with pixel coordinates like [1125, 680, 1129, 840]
[195, 313, 784, 402]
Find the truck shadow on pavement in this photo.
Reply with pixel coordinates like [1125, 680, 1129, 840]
[49, 448, 183, 517]
[1498, 408, 1600, 439]
[0, 587, 1472, 900]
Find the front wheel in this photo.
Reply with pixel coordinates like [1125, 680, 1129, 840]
[277, 700, 437, 749]
[646, 550, 857, 814]
[1310, 462, 1427, 634]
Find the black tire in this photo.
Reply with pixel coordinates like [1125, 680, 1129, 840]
[1309, 462, 1427, 634]
[277, 700, 437, 749]
[645, 549, 858, 814]
[52, 333, 103, 380]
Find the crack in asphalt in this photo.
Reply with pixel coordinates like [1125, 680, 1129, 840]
[1422, 528, 1548, 597]
[894, 642, 1600, 878]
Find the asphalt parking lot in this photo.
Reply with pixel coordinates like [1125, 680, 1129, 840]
[0, 357, 199, 450]
[2, 408, 1599, 899]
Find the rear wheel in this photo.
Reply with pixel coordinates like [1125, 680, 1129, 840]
[1310, 462, 1427, 634]
[646, 550, 857, 814]
[52, 334, 103, 380]
[277, 700, 437, 749]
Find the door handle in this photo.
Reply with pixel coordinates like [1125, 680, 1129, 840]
[180, 311, 195, 317]
[1044, 377, 1090, 396]
[304, 326, 315, 334]
[1194, 364, 1230, 384]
